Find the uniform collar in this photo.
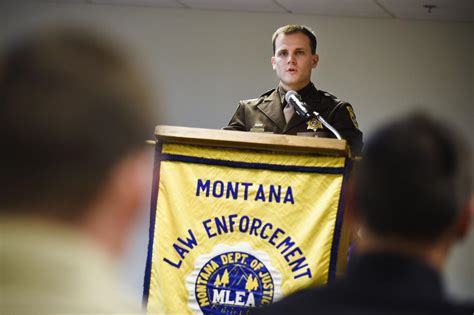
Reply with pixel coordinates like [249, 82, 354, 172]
[277, 85, 287, 107]
[277, 82, 317, 107]
[258, 82, 322, 133]
[298, 82, 318, 102]
[258, 89, 286, 131]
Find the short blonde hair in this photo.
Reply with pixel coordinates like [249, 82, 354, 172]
[272, 24, 317, 55]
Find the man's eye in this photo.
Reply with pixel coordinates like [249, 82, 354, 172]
[296, 51, 305, 55]
[278, 51, 287, 56]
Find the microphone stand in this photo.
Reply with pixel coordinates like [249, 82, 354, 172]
[285, 91, 342, 140]
[310, 111, 342, 140]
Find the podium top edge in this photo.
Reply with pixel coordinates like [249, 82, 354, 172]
[154, 125, 349, 157]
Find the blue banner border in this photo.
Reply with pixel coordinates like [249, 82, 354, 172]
[160, 153, 345, 174]
[327, 157, 353, 283]
[142, 143, 163, 306]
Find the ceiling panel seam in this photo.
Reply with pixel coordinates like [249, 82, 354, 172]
[272, 0, 292, 14]
[373, 0, 396, 18]
[175, 0, 190, 9]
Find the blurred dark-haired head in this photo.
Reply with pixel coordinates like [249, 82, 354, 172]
[354, 113, 472, 242]
[0, 27, 153, 220]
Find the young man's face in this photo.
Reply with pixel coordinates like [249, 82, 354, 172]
[271, 32, 319, 91]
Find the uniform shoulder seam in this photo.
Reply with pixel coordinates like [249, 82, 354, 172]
[320, 90, 349, 105]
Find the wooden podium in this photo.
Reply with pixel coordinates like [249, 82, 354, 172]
[144, 126, 353, 315]
[153, 125, 349, 156]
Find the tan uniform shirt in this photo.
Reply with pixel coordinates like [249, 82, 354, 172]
[224, 83, 363, 156]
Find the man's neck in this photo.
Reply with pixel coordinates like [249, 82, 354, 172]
[357, 230, 451, 272]
[279, 81, 312, 92]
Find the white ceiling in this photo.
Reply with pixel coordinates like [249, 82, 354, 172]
[48, 0, 474, 22]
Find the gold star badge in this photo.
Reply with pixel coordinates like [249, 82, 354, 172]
[307, 118, 322, 131]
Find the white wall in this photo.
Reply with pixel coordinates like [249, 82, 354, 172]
[2, 1, 473, 301]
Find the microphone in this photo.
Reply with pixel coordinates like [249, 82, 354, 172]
[284, 90, 342, 140]
[284, 90, 312, 119]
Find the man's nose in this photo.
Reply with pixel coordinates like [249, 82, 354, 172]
[287, 53, 296, 64]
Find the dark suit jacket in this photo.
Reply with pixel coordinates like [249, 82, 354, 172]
[224, 83, 363, 156]
[251, 252, 473, 315]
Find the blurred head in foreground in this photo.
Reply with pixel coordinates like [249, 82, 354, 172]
[0, 27, 153, 313]
[249, 113, 473, 315]
[0, 27, 153, 254]
[353, 113, 473, 269]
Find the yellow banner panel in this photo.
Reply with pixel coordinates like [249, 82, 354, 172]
[144, 143, 349, 315]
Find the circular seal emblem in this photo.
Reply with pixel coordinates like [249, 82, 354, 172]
[187, 243, 282, 315]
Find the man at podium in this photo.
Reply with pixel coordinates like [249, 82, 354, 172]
[224, 24, 363, 156]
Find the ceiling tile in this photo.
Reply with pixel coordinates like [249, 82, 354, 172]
[277, 0, 391, 18]
[37, 0, 474, 22]
[39, 0, 88, 3]
[91, 0, 185, 8]
[180, 0, 286, 13]
[378, 0, 474, 22]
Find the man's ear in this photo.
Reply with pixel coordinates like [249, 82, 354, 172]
[312, 54, 319, 69]
[114, 150, 150, 215]
[346, 178, 357, 219]
[271, 56, 276, 70]
[80, 148, 152, 257]
[455, 196, 474, 241]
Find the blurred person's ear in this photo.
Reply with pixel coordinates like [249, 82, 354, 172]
[80, 149, 152, 257]
[453, 196, 474, 241]
[345, 177, 363, 241]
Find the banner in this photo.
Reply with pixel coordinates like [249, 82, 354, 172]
[144, 143, 351, 314]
